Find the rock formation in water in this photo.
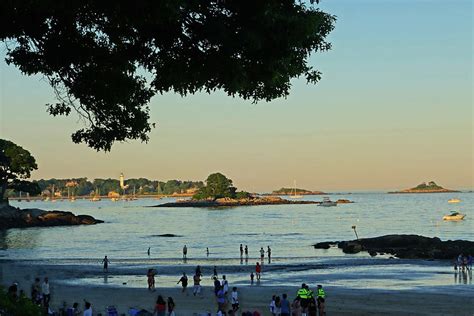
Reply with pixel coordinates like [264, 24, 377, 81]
[314, 234, 474, 259]
[388, 181, 459, 194]
[0, 202, 103, 229]
[155, 196, 320, 207]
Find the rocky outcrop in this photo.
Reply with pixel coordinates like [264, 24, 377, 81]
[0, 203, 103, 229]
[336, 199, 354, 204]
[314, 234, 474, 259]
[388, 181, 459, 194]
[155, 196, 320, 207]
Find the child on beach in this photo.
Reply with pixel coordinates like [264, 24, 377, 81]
[193, 273, 202, 296]
[177, 272, 188, 293]
[231, 287, 239, 312]
[167, 297, 176, 316]
[250, 272, 254, 284]
[270, 295, 276, 315]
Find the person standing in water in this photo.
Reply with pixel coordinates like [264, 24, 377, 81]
[206, 247, 210, 257]
[244, 245, 249, 258]
[260, 247, 265, 261]
[240, 244, 243, 258]
[255, 262, 262, 281]
[102, 256, 110, 272]
[182, 245, 188, 259]
[147, 247, 150, 256]
[267, 246, 272, 263]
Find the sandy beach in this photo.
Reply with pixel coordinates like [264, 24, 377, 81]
[1, 260, 473, 316]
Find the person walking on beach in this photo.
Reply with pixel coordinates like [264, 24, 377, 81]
[221, 275, 229, 295]
[42, 277, 50, 306]
[83, 301, 92, 316]
[154, 295, 166, 316]
[31, 277, 41, 305]
[213, 265, 218, 278]
[231, 287, 239, 312]
[183, 245, 188, 259]
[240, 244, 244, 257]
[193, 273, 201, 296]
[267, 246, 272, 263]
[177, 272, 188, 293]
[213, 277, 221, 296]
[316, 285, 326, 316]
[245, 245, 248, 258]
[256, 262, 262, 281]
[216, 284, 226, 312]
[296, 283, 309, 316]
[281, 293, 291, 316]
[147, 268, 156, 291]
[102, 255, 110, 272]
[270, 295, 276, 316]
[167, 297, 176, 316]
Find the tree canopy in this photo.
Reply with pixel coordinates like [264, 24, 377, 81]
[0, 1, 335, 151]
[0, 139, 40, 202]
[193, 172, 250, 200]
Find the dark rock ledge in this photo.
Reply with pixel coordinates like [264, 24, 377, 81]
[314, 234, 474, 260]
[0, 203, 103, 229]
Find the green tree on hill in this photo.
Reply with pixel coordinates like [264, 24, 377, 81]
[0, 139, 40, 203]
[193, 173, 250, 200]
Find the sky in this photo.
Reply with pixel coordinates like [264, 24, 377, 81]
[0, 0, 472, 192]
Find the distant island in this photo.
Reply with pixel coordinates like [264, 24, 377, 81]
[271, 188, 327, 195]
[155, 173, 323, 207]
[388, 181, 459, 194]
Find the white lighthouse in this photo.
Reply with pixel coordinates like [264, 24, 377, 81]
[120, 173, 125, 189]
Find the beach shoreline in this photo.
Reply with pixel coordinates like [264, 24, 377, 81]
[1, 259, 473, 316]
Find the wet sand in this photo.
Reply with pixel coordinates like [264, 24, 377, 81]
[1, 260, 473, 316]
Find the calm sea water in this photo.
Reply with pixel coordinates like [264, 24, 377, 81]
[2, 192, 472, 261]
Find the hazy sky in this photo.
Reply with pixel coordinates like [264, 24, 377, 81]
[1, 0, 472, 192]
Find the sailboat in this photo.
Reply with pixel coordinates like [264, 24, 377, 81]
[91, 188, 101, 201]
[289, 180, 303, 199]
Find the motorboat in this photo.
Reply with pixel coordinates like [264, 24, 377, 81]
[448, 198, 461, 204]
[318, 197, 337, 207]
[442, 212, 466, 221]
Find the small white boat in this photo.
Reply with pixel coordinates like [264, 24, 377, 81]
[443, 212, 466, 221]
[318, 197, 337, 207]
[448, 198, 461, 204]
[289, 180, 303, 199]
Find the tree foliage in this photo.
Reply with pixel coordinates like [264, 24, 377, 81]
[193, 172, 249, 200]
[0, 139, 39, 202]
[0, 1, 336, 151]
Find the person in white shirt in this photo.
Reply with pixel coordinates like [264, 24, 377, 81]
[42, 277, 50, 306]
[83, 301, 92, 316]
[231, 287, 239, 312]
[221, 275, 229, 295]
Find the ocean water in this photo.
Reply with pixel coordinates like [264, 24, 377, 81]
[1, 193, 473, 290]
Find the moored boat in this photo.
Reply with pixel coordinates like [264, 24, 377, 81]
[318, 197, 337, 207]
[442, 212, 466, 221]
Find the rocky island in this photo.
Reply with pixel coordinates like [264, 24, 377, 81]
[155, 195, 320, 207]
[270, 188, 327, 195]
[314, 234, 474, 259]
[0, 139, 102, 229]
[0, 203, 103, 229]
[388, 181, 459, 194]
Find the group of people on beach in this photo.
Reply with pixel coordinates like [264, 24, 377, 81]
[5, 278, 93, 316]
[453, 253, 473, 271]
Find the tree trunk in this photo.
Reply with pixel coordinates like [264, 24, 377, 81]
[0, 180, 8, 204]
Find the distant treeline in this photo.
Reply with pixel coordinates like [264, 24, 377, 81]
[12, 178, 204, 197]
